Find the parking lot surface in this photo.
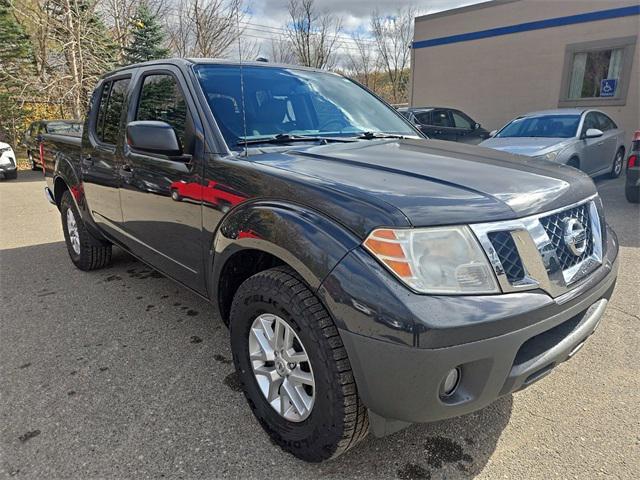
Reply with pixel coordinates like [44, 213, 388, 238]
[1, 170, 638, 479]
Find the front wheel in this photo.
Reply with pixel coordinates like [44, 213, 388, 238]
[610, 149, 624, 178]
[60, 190, 112, 270]
[229, 266, 368, 462]
[626, 186, 640, 203]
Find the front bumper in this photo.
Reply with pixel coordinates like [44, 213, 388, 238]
[0, 161, 17, 178]
[318, 225, 618, 429]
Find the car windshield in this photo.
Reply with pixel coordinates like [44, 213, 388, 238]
[497, 115, 580, 138]
[193, 64, 416, 149]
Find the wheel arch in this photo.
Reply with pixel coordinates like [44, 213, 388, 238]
[211, 201, 361, 323]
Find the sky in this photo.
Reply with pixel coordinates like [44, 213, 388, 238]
[240, 0, 489, 59]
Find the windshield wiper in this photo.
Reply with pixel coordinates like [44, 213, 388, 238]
[354, 131, 406, 140]
[236, 133, 354, 146]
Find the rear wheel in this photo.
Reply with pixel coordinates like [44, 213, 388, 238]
[60, 190, 112, 270]
[610, 149, 624, 178]
[229, 266, 368, 462]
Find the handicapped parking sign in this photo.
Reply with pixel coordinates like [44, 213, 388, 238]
[600, 78, 617, 97]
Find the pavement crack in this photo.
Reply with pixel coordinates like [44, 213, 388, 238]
[608, 305, 640, 321]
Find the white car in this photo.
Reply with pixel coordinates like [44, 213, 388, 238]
[480, 109, 626, 178]
[0, 141, 18, 180]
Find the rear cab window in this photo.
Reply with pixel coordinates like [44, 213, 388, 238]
[93, 77, 131, 145]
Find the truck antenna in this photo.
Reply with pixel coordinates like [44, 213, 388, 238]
[236, 8, 249, 158]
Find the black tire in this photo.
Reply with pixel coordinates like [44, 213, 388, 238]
[626, 186, 640, 203]
[229, 266, 368, 462]
[171, 189, 181, 201]
[610, 149, 625, 179]
[60, 190, 112, 270]
[28, 151, 38, 170]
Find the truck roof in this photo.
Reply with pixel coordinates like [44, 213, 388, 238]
[103, 57, 335, 79]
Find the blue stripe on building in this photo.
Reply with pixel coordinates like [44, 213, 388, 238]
[412, 5, 640, 49]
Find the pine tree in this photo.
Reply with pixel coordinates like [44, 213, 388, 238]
[0, 0, 35, 143]
[123, 3, 169, 65]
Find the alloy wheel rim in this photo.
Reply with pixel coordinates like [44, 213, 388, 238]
[614, 153, 623, 175]
[248, 313, 315, 422]
[66, 208, 81, 255]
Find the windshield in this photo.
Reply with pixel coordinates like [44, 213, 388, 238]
[497, 115, 580, 139]
[193, 64, 416, 149]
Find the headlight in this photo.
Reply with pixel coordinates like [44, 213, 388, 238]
[364, 226, 499, 294]
[533, 150, 560, 162]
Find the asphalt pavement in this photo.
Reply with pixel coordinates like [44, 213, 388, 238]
[1, 170, 638, 479]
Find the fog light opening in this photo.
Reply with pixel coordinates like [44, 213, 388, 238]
[440, 368, 461, 398]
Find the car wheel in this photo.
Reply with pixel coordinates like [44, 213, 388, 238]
[229, 266, 369, 462]
[610, 149, 624, 178]
[60, 190, 112, 270]
[567, 157, 580, 170]
[171, 190, 181, 201]
[28, 151, 38, 170]
[626, 186, 640, 203]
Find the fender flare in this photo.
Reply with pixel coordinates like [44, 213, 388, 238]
[210, 200, 361, 305]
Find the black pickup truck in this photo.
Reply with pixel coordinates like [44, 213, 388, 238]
[42, 59, 619, 462]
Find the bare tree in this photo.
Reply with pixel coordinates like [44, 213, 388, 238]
[167, 0, 243, 58]
[370, 6, 416, 103]
[286, 0, 341, 69]
[268, 36, 297, 64]
[345, 31, 378, 89]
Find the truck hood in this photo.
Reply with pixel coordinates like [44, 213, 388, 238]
[252, 138, 596, 228]
[479, 137, 574, 156]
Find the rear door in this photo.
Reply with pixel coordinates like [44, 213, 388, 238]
[82, 75, 131, 234]
[119, 66, 206, 292]
[424, 109, 457, 141]
[593, 112, 619, 174]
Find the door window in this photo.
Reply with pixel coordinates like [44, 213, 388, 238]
[94, 78, 130, 145]
[136, 74, 189, 150]
[451, 111, 473, 129]
[414, 112, 431, 125]
[594, 112, 617, 131]
[430, 110, 452, 127]
[582, 113, 598, 134]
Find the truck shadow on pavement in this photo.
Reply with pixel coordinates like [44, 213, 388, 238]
[4, 169, 47, 183]
[2, 242, 512, 479]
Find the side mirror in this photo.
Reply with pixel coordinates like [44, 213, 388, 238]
[474, 122, 481, 130]
[126, 121, 182, 156]
[584, 128, 603, 139]
[489, 129, 498, 137]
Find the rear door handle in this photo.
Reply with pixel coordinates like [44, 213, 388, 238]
[81, 155, 93, 167]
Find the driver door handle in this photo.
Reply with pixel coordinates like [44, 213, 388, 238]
[81, 155, 93, 167]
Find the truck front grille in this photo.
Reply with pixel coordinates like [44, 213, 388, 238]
[470, 196, 603, 298]
[539, 203, 594, 270]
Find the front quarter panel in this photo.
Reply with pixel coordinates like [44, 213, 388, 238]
[211, 200, 360, 297]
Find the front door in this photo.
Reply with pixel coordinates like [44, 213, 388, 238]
[82, 76, 130, 235]
[580, 112, 610, 175]
[119, 67, 206, 293]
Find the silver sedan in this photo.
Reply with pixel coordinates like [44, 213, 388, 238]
[480, 108, 626, 178]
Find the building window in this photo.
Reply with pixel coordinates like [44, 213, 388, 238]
[568, 48, 623, 99]
[559, 36, 636, 107]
